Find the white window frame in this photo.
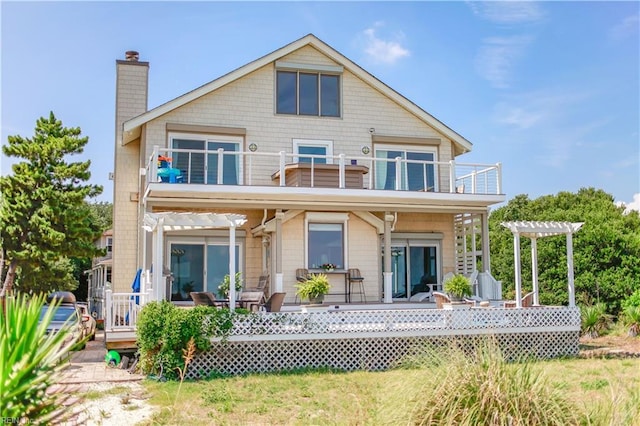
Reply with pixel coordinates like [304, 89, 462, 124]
[105, 236, 113, 253]
[304, 212, 349, 270]
[166, 235, 245, 295]
[374, 144, 439, 191]
[168, 132, 244, 185]
[293, 139, 334, 165]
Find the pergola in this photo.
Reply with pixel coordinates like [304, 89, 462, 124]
[142, 212, 247, 310]
[501, 221, 584, 308]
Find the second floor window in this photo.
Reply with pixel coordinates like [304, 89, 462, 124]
[170, 133, 242, 185]
[375, 146, 437, 192]
[276, 71, 340, 117]
[293, 139, 333, 164]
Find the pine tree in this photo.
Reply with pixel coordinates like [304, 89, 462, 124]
[0, 112, 103, 296]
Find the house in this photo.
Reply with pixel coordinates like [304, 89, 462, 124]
[112, 34, 504, 306]
[107, 34, 581, 371]
[86, 228, 112, 321]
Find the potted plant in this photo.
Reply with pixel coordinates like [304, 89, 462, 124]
[321, 263, 337, 272]
[218, 272, 243, 298]
[295, 273, 331, 304]
[443, 274, 472, 302]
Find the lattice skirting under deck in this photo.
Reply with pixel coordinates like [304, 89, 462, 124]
[186, 330, 579, 379]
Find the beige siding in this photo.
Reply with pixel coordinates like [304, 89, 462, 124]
[280, 212, 380, 304]
[141, 45, 455, 188]
[393, 212, 457, 275]
[112, 62, 147, 291]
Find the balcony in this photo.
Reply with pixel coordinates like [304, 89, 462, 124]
[143, 146, 504, 211]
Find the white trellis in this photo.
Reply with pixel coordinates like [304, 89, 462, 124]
[142, 212, 247, 310]
[501, 221, 584, 308]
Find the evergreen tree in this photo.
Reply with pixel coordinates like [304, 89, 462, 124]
[489, 188, 640, 314]
[0, 112, 103, 296]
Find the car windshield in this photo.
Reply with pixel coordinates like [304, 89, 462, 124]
[40, 306, 78, 323]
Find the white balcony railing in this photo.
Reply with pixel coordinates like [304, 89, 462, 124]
[146, 146, 502, 195]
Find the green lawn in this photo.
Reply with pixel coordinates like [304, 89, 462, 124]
[138, 356, 640, 425]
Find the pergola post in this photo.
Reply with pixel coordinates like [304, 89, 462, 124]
[152, 220, 164, 301]
[228, 223, 237, 312]
[566, 232, 576, 307]
[531, 237, 539, 306]
[513, 232, 522, 308]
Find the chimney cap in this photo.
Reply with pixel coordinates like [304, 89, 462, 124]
[125, 51, 139, 61]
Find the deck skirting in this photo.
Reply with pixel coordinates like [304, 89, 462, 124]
[186, 307, 580, 378]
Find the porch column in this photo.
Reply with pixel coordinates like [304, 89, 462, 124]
[383, 212, 393, 303]
[275, 210, 284, 292]
[152, 219, 164, 302]
[481, 211, 491, 274]
[531, 237, 539, 306]
[566, 232, 576, 307]
[229, 224, 237, 312]
[512, 232, 522, 308]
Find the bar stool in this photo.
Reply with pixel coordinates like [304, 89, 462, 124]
[347, 268, 366, 303]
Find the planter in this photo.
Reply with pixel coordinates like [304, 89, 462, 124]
[443, 302, 471, 310]
[309, 295, 325, 304]
[301, 304, 329, 313]
[324, 268, 334, 272]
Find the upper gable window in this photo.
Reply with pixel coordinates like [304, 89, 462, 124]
[275, 62, 342, 117]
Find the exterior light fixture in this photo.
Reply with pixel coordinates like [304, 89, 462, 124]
[248, 143, 258, 152]
[361, 146, 371, 155]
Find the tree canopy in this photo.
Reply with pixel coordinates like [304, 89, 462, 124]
[0, 112, 104, 296]
[489, 188, 640, 314]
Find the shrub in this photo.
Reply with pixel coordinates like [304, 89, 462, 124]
[295, 273, 330, 301]
[443, 274, 472, 300]
[580, 303, 612, 338]
[622, 289, 640, 310]
[1, 293, 77, 423]
[136, 301, 248, 380]
[218, 272, 243, 298]
[621, 305, 640, 337]
[406, 338, 579, 425]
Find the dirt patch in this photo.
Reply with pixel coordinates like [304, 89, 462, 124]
[579, 333, 640, 358]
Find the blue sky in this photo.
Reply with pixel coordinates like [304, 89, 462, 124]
[2, 1, 639, 210]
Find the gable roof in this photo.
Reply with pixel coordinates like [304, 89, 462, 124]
[122, 34, 472, 154]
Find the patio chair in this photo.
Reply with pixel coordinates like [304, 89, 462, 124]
[246, 273, 269, 298]
[260, 292, 286, 312]
[296, 268, 310, 283]
[238, 291, 266, 312]
[347, 268, 366, 303]
[432, 291, 450, 309]
[190, 291, 217, 306]
[504, 291, 535, 308]
[295, 269, 310, 304]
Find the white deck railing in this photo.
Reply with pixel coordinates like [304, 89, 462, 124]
[104, 289, 151, 331]
[146, 146, 502, 195]
[224, 306, 579, 340]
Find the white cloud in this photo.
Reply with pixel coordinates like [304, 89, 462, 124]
[361, 25, 410, 65]
[609, 14, 640, 40]
[475, 35, 533, 89]
[616, 193, 640, 214]
[494, 89, 594, 129]
[467, 1, 544, 24]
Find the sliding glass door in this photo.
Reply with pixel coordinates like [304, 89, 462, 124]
[169, 240, 242, 301]
[384, 239, 441, 300]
